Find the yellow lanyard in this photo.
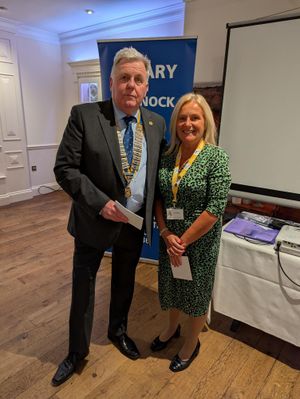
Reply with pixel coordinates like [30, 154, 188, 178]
[171, 139, 205, 206]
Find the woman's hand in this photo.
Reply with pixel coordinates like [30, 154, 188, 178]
[162, 231, 186, 257]
[169, 254, 183, 267]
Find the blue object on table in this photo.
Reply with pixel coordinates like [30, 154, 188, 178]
[224, 218, 280, 244]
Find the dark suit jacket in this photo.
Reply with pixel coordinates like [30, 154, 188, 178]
[54, 99, 166, 250]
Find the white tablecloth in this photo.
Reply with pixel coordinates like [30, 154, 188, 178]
[213, 226, 300, 346]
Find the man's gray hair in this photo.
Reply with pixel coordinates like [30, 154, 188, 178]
[110, 47, 151, 80]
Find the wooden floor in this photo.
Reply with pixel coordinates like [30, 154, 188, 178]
[0, 191, 299, 399]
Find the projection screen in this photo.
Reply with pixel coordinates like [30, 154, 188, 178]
[218, 14, 300, 208]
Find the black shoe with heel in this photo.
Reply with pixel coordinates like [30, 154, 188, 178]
[150, 325, 181, 352]
[169, 340, 200, 372]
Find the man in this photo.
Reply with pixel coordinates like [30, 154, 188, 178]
[52, 47, 166, 386]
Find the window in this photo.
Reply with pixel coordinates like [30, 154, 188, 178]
[80, 81, 99, 103]
[68, 59, 102, 104]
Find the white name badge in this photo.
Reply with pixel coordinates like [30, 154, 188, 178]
[167, 208, 184, 220]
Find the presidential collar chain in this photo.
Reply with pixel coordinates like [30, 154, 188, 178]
[116, 112, 144, 198]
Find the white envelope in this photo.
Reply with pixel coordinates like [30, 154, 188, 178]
[171, 256, 193, 281]
[115, 201, 144, 230]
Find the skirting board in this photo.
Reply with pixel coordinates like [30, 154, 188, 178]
[0, 189, 33, 206]
[0, 183, 62, 206]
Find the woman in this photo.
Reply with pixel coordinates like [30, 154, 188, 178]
[151, 93, 231, 372]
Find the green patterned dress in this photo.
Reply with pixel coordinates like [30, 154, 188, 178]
[157, 144, 231, 316]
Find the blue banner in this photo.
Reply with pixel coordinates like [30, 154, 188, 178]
[98, 37, 197, 262]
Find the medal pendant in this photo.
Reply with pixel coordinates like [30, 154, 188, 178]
[125, 186, 131, 198]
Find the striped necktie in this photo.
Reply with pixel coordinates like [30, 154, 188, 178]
[123, 115, 136, 165]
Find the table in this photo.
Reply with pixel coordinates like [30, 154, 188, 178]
[213, 225, 300, 347]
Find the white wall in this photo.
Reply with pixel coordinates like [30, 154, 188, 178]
[18, 36, 64, 144]
[185, 0, 300, 84]
[16, 36, 63, 194]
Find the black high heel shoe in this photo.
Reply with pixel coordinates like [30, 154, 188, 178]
[150, 325, 181, 352]
[169, 340, 200, 372]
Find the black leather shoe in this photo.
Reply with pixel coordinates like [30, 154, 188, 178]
[169, 340, 200, 372]
[51, 352, 87, 387]
[150, 325, 181, 352]
[108, 333, 140, 360]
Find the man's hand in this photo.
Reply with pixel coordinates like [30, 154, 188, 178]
[100, 200, 128, 223]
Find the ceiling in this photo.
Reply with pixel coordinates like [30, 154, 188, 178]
[0, 0, 183, 34]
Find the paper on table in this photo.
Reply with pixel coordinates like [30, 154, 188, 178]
[171, 256, 193, 280]
[115, 201, 144, 230]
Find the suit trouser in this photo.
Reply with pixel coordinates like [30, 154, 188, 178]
[68, 221, 145, 356]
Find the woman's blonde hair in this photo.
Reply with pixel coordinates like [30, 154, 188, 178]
[166, 93, 217, 155]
